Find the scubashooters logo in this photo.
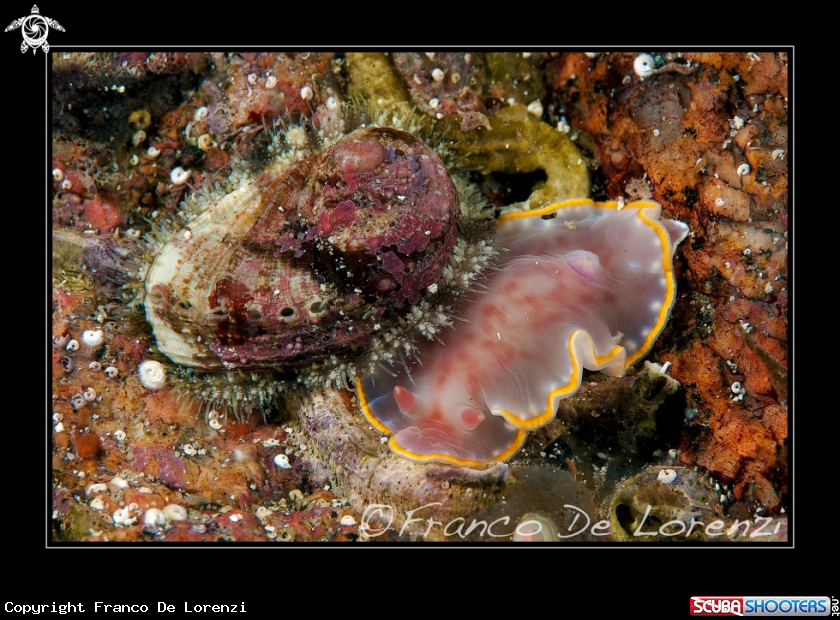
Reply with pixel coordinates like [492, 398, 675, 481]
[690, 596, 832, 616]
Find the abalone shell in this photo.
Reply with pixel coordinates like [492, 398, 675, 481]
[144, 127, 460, 370]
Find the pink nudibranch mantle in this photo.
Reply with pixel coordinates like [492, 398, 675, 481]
[356, 199, 689, 466]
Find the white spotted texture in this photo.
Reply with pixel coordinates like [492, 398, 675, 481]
[82, 329, 104, 347]
[634, 54, 656, 78]
[138, 360, 167, 390]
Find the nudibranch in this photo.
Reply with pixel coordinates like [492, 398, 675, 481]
[357, 199, 689, 466]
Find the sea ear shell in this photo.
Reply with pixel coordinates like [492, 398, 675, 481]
[357, 199, 689, 465]
[144, 127, 460, 370]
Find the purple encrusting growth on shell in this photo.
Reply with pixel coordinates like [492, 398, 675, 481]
[144, 127, 459, 371]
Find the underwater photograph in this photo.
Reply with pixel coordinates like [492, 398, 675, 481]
[49, 51, 789, 544]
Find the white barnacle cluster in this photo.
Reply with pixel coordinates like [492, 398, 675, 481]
[82, 329, 104, 347]
[206, 409, 223, 430]
[143, 508, 167, 527]
[657, 468, 677, 484]
[316, 96, 347, 146]
[138, 360, 167, 390]
[139, 503, 187, 528]
[113, 503, 140, 526]
[634, 54, 656, 79]
[730, 381, 746, 402]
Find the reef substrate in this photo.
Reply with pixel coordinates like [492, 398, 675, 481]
[50, 51, 788, 542]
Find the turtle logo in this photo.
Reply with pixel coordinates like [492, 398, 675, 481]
[5, 5, 64, 54]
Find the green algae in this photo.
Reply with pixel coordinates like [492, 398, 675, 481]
[346, 52, 431, 134]
[440, 104, 590, 208]
[346, 53, 590, 210]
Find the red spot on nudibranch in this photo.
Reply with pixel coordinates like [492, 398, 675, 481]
[460, 407, 485, 429]
[480, 304, 508, 324]
[433, 357, 455, 383]
[577, 291, 596, 307]
[463, 369, 483, 395]
[521, 294, 542, 310]
[393, 386, 418, 415]
[427, 407, 444, 422]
